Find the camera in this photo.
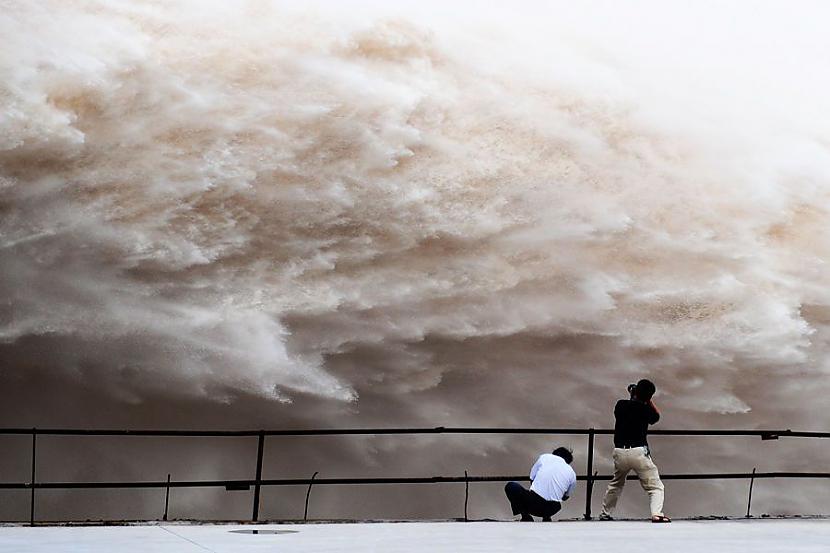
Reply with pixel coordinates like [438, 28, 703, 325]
[627, 383, 637, 397]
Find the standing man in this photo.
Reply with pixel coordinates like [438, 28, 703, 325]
[504, 447, 576, 521]
[599, 379, 671, 523]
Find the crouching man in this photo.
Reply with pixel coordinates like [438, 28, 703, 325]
[504, 447, 576, 521]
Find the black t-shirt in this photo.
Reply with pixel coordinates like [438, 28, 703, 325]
[613, 399, 660, 448]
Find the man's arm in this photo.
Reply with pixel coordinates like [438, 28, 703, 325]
[647, 399, 661, 424]
[563, 474, 577, 501]
[529, 456, 543, 481]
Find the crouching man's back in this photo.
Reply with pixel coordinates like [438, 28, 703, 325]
[530, 452, 577, 502]
[505, 447, 576, 521]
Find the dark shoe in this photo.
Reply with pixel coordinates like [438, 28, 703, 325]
[599, 513, 614, 521]
[520, 514, 534, 522]
[651, 515, 671, 523]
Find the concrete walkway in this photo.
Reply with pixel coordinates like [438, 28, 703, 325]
[1, 519, 828, 552]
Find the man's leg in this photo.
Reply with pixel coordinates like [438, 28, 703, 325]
[504, 482, 534, 521]
[540, 500, 561, 522]
[632, 451, 665, 517]
[600, 450, 630, 518]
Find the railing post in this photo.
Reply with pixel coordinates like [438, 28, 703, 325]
[304, 471, 318, 522]
[252, 431, 265, 522]
[463, 470, 469, 522]
[30, 428, 37, 526]
[746, 467, 757, 518]
[584, 428, 595, 520]
[163, 473, 171, 521]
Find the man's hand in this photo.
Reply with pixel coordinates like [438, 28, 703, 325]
[646, 398, 661, 425]
[562, 495, 570, 502]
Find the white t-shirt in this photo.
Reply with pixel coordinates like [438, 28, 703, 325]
[529, 453, 577, 502]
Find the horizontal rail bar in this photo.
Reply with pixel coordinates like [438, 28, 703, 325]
[4, 472, 830, 490]
[0, 427, 827, 438]
[0, 428, 600, 437]
[0, 429, 263, 437]
[646, 430, 829, 438]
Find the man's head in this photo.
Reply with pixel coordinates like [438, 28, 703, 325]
[633, 378, 656, 401]
[552, 446, 574, 465]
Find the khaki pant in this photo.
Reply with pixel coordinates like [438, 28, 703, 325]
[601, 447, 664, 517]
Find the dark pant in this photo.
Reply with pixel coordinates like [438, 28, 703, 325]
[504, 482, 562, 520]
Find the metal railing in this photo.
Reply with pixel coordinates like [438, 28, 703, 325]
[1, 426, 829, 524]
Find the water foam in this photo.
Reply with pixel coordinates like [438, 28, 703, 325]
[2, 1, 830, 422]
